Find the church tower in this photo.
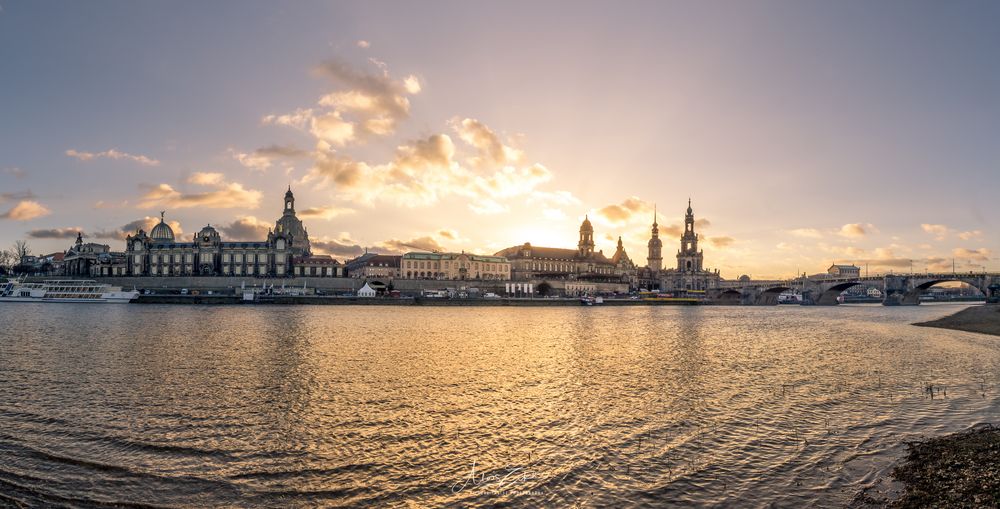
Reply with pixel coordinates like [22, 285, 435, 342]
[647, 205, 662, 272]
[283, 185, 295, 215]
[578, 215, 595, 258]
[677, 198, 703, 272]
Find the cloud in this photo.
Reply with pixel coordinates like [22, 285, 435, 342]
[188, 172, 225, 185]
[1, 190, 36, 202]
[788, 228, 823, 239]
[708, 236, 734, 248]
[451, 117, 523, 168]
[218, 216, 271, 240]
[957, 230, 982, 241]
[137, 175, 262, 209]
[26, 227, 83, 239]
[0, 200, 51, 221]
[838, 223, 869, 238]
[66, 148, 160, 166]
[921, 223, 949, 241]
[595, 196, 652, 225]
[262, 108, 313, 129]
[310, 110, 357, 146]
[381, 235, 445, 253]
[437, 229, 458, 240]
[311, 58, 420, 140]
[298, 205, 355, 220]
[660, 224, 683, 237]
[952, 247, 991, 262]
[356, 40, 370, 49]
[229, 148, 274, 172]
[543, 208, 566, 220]
[94, 216, 184, 240]
[695, 218, 711, 229]
[2, 167, 26, 178]
[312, 235, 368, 259]
[254, 144, 309, 158]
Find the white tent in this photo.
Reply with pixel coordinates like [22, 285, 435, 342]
[357, 282, 377, 297]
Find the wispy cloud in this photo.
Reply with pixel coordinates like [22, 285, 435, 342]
[0, 200, 51, 221]
[93, 216, 184, 240]
[218, 216, 271, 240]
[66, 148, 160, 166]
[26, 227, 83, 239]
[298, 205, 355, 220]
[137, 174, 262, 209]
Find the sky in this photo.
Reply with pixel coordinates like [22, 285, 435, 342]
[1, 0, 998, 279]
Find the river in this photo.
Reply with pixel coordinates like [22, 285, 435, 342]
[0, 303, 997, 507]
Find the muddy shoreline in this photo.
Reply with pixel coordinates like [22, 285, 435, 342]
[914, 304, 1000, 337]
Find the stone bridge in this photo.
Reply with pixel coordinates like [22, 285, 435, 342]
[709, 273, 1000, 306]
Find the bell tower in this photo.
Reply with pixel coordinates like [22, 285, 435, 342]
[647, 205, 662, 272]
[283, 185, 295, 215]
[578, 216, 595, 258]
[677, 198, 703, 272]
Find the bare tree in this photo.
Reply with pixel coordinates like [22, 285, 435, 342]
[13, 240, 30, 262]
[0, 249, 11, 274]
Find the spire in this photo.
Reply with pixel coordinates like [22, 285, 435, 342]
[687, 198, 692, 215]
[617, 236, 623, 249]
[159, 211, 165, 222]
[653, 204, 658, 226]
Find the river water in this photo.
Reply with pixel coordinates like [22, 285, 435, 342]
[0, 303, 998, 508]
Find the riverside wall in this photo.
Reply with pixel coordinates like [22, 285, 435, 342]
[25, 276, 629, 296]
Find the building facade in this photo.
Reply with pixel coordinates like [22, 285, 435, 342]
[494, 216, 636, 284]
[118, 187, 341, 277]
[345, 253, 401, 279]
[649, 200, 721, 291]
[827, 264, 861, 278]
[401, 251, 510, 280]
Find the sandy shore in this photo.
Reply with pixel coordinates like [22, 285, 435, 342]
[914, 304, 1000, 337]
[853, 424, 1000, 508]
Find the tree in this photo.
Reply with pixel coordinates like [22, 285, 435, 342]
[0, 249, 11, 274]
[12, 240, 30, 262]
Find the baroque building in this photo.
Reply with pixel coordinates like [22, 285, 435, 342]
[646, 199, 721, 291]
[401, 251, 510, 280]
[494, 216, 636, 284]
[122, 187, 342, 277]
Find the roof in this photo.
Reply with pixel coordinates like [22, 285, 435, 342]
[494, 244, 614, 265]
[829, 264, 860, 269]
[294, 255, 341, 265]
[402, 251, 508, 263]
[365, 254, 401, 267]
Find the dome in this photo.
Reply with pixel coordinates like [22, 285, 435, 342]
[150, 212, 175, 241]
[580, 215, 593, 232]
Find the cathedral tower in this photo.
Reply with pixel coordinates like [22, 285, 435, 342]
[578, 216, 595, 258]
[677, 198, 703, 272]
[647, 205, 662, 272]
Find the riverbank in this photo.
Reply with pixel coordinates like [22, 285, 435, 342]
[854, 424, 1000, 508]
[914, 304, 1000, 337]
[134, 295, 702, 306]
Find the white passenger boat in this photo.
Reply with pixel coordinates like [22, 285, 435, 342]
[0, 279, 138, 303]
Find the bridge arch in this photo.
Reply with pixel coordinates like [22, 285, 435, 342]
[815, 281, 868, 305]
[902, 278, 987, 305]
[755, 286, 791, 305]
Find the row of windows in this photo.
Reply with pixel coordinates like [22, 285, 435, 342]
[405, 271, 507, 280]
[403, 260, 509, 272]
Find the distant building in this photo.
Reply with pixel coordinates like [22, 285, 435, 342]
[121, 187, 332, 277]
[649, 200, 721, 291]
[345, 253, 401, 279]
[401, 251, 510, 280]
[293, 255, 345, 277]
[64, 234, 118, 276]
[828, 264, 861, 278]
[494, 216, 636, 284]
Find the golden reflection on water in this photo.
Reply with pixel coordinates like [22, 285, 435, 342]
[0, 304, 998, 507]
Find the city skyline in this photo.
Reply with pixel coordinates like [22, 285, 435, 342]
[2, 1, 998, 279]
